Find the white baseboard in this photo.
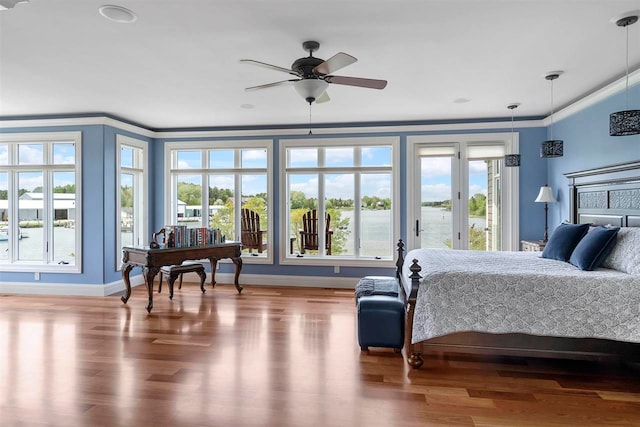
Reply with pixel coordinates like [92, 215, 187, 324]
[1, 275, 146, 296]
[0, 273, 358, 297]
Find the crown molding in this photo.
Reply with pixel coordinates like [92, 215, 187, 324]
[544, 68, 640, 126]
[0, 115, 155, 137]
[2, 70, 638, 136]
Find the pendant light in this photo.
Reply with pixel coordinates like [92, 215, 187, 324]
[504, 103, 521, 167]
[540, 72, 564, 158]
[610, 14, 640, 136]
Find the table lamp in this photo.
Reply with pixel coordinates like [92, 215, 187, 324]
[535, 185, 557, 241]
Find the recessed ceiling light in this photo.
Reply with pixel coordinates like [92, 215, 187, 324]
[99, 5, 137, 23]
[453, 98, 471, 104]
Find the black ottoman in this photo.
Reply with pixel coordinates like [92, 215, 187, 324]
[356, 277, 405, 351]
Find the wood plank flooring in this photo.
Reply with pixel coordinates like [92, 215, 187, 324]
[1, 283, 640, 426]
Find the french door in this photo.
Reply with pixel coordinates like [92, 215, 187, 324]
[406, 134, 519, 252]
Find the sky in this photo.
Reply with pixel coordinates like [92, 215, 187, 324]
[421, 157, 488, 202]
[1, 143, 76, 192]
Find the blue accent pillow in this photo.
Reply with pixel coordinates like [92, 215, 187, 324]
[569, 226, 620, 271]
[541, 223, 590, 262]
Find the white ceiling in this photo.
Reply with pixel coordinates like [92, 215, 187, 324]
[1, 0, 639, 129]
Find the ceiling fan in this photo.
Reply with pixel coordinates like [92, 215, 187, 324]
[241, 41, 388, 105]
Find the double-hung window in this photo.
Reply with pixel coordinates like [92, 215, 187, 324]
[116, 135, 147, 268]
[0, 132, 82, 272]
[165, 140, 272, 262]
[281, 137, 399, 266]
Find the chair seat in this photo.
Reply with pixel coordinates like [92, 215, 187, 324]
[158, 262, 206, 299]
[160, 261, 204, 275]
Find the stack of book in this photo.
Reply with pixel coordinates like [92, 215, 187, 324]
[164, 225, 225, 247]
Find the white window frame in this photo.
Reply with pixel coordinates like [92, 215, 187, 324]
[0, 131, 82, 273]
[116, 135, 148, 270]
[279, 136, 400, 268]
[406, 132, 519, 252]
[164, 139, 274, 264]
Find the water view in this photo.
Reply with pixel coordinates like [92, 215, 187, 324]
[0, 226, 76, 263]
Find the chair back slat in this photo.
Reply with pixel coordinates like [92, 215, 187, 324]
[241, 208, 267, 253]
[299, 209, 332, 255]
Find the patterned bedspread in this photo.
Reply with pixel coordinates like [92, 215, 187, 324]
[402, 249, 640, 344]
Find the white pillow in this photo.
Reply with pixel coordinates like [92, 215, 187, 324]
[601, 227, 640, 275]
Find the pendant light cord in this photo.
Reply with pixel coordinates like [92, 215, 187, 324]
[625, 22, 630, 109]
[549, 78, 554, 140]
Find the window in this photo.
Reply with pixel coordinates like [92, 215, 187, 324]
[165, 140, 272, 262]
[0, 132, 82, 272]
[406, 133, 519, 252]
[281, 137, 399, 266]
[116, 135, 147, 268]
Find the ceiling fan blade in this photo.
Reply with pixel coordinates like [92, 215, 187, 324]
[313, 52, 357, 75]
[245, 79, 299, 91]
[315, 91, 330, 104]
[240, 59, 299, 76]
[326, 75, 387, 90]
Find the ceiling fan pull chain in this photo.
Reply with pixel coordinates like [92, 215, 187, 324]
[309, 104, 313, 135]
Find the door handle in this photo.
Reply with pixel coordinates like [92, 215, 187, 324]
[416, 220, 420, 236]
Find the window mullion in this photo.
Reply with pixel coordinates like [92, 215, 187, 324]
[354, 172, 361, 257]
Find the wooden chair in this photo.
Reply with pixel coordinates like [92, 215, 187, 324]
[152, 228, 206, 298]
[241, 208, 267, 253]
[299, 210, 333, 255]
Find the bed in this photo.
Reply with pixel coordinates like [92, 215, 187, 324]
[396, 160, 640, 369]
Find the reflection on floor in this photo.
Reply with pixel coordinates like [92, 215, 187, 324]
[1, 284, 639, 426]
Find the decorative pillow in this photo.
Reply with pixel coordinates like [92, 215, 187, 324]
[601, 227, 640, 275]
[569, 226, 620, 271]
[541, 223, 590, 262]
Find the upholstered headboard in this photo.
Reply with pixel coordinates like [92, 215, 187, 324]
[565, 160, 640, 227]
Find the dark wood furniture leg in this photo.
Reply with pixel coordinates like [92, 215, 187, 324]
[208, 257, 218, 288]
[232, 256, 243, 294]
[196, 269, 207, 293]
[121, 263, 134, 304]
[142, 267, 159, 313]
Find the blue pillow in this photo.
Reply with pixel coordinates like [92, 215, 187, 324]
[541, 223, 590, 262]
[569, 226, 620, 271]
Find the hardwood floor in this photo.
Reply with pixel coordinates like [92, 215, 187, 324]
[1, 283, 640, 426]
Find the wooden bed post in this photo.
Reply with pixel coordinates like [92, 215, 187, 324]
[396, 240, 424, 369]
[406, 259, 424, 369]
[395, 239, 405, 280]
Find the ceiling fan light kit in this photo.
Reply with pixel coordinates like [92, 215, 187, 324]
[610, 13, 640, 136]
[241, 41, 387, 105]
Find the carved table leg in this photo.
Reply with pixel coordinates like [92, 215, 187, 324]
[196, 269, 207, 293]
[121, 263, 135, 304]
[232, 256, 243, 294]
[208, 257, 218, 288]
[142, 266, 159, 313]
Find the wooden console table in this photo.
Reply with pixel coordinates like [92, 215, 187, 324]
[121, 243, 243, 312]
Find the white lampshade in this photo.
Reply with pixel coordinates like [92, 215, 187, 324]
[294, 79, 329, 103]
[535, 186, 557, 203]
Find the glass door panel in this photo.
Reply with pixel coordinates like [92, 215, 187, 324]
[419, 156, 454, 249]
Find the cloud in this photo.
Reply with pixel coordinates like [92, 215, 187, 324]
[420, 157, 451, 178]
[421, 183, 452, 202]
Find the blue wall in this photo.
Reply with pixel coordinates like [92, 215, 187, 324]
[547, 83, 640, 230]
[1, 119, 547, 286]
[155, 125, 548, 279]
[0, 124, 153, 286]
